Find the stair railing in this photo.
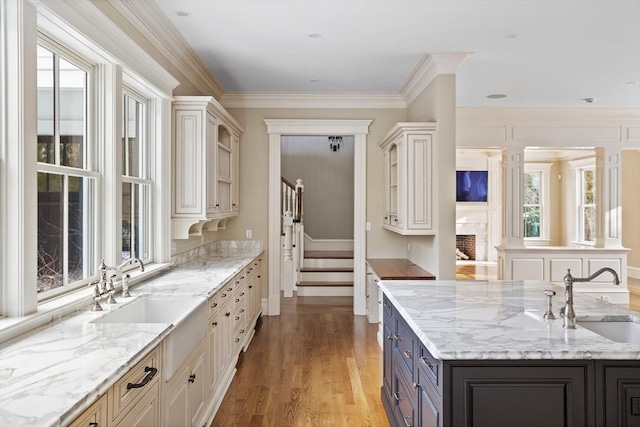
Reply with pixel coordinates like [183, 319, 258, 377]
[281, 178, 304, 295]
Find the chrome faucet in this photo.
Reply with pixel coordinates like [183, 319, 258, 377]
[89, 258, 145, 310]
[561, 267, 620, 329]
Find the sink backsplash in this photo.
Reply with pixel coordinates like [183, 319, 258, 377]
[171, 240, 263, 266]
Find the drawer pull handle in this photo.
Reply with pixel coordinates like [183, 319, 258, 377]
[235, 316, 240, 320]
[126, 366, 157, 390]
[235, 281, 240, 285]
[235, 338, 240, 343]
[403, 416, 413, 427]
[249, 267, 254, 271]
[378, 301, 382, 305]
[212, 321, 218, 326]
[249, 285, 253, 289]
[413, 382, 420, 389]
[240, 309, 245, 313]
[225, 312, 231, 317]
[228, 287, 234, 291]
[188, 374, 196, 383]
[89, 423, 98, 427]
[403, 350, 412, 359]
[235, 298, 240, 302]
[222, 293, 227, 298]
[210, 302, 217, 308]
[393, 391, 401, 401]
[420, 357, 434, 369]
[240, 292, 245, 296]
[257, 275, 261, 278]
[240, 329, 245, 334]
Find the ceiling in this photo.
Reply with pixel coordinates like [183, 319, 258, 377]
[154, 0, 640, 108]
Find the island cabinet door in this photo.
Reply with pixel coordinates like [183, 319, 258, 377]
[449, 363, 594, 427]
[596, 362, 640, 427]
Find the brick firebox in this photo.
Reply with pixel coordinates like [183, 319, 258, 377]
[456, 235, 476, 260]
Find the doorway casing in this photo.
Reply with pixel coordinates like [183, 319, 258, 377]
[264, 119, 372, 316]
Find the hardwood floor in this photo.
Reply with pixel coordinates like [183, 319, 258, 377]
[211, 296, 388, 426]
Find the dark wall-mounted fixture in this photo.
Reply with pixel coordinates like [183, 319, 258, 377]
[329, 136, 342, 151]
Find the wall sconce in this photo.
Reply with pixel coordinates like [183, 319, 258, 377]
[329, 136, 342, 152]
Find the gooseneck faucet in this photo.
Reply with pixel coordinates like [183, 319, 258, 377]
[89, 258, 145, 311]
[561, 267, 620, 329]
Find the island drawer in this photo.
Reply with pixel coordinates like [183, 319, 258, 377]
[417, 343, 441, 393]
[395, 316, 416, 377]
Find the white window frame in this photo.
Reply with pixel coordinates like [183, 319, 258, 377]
[121, 86, 153, 269]
[0, 0, 176, 331]
[569, 157, 597, 246]
[523, 163, 552, 245]
[36, 37, 100, 301]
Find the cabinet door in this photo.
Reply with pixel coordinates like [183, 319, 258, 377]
[69, 394, 107, 427]
[207, 115, 218, 214]
[190, 349, 207, 426]
[418, 369, 441, 427]
[207, 313, 220, 396]
[451, 364, 591, 427]
[174, 109, 205, 216]
[599, 364, 640, 426]
[406, 134, 433, 231]
[114, 383, 159, 427]
[232, 133, 240, 212]
[166, 378, 190, 427]
[382, 315, 394, 400]
[216, 125, 232, 213]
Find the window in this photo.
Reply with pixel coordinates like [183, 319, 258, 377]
[523, 163, 551, 243]
[578, 167, 596, 243]
[121, 91, 151, 264]
[36, 42, 97, 297]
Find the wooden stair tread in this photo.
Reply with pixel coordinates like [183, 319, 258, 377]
[300, 267, 354, 273]
[304, 251, 354, 259]
[298, 281, 353, 287]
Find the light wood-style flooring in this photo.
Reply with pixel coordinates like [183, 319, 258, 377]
[211, 296, 387, 426]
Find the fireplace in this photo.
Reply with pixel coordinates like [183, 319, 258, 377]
[456, 235, 476, 260]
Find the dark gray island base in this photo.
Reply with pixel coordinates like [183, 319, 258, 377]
[380, 283, 640, 427]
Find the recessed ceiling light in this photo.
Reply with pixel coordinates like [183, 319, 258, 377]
[309, 79, 320, 83]
[487, 94, 507, 99]
[504, 33, 518, 39]
[582, 97, 597, 104]
[307, 33, 322, 39]
[625, 81, 638, 85]
[176, 11, 190, 17]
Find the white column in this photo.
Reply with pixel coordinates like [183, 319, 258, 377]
[595, 146, 623, 248]
[267, 132, 281, 315]
[501, 146, 525, 248]
[1, 0, 38, 316]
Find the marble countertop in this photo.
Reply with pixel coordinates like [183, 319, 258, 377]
[0, 242, 263, 427]
[380, 280, 640, 361]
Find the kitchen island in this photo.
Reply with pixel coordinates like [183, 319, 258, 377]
[379, 280, 640, 427]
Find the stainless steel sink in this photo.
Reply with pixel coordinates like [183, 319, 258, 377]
[91, 296, 207, 379]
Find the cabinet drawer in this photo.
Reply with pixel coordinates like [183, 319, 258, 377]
[395, 317, 415, 377]
[418, 343, 441, 394]
[393, 359, 417, 427]
[207, 294, 219, 317]
[109, 346, 160, 423]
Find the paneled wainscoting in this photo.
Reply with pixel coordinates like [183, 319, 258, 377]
[211, 296, 387, 426]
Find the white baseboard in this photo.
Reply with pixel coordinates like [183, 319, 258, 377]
[628, 266, 640, 280]
[304, 233, 353, 251]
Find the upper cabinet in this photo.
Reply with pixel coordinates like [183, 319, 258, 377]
[379, 122, 437, 235]
[172, 96, 243, 239]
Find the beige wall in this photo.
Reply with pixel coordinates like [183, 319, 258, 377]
[622, 150, 640, 270]
[281, 136, 354, 240]
[404, 75, 457, 279]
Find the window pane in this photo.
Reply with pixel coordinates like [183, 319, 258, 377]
[37, 172, 64, 293]
[122, 182, 150, 262]
[68, 176, 85, 282]
[524, 206, 541, 238]
[583, 206, 596, 242]
[123, 95, 143, 177]
[37, 46, 55, 164]
[59, 58, 86, 168]
[583, 169, 595, 204]
[524, 172, 540, 205]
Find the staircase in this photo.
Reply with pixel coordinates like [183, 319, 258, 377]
[297, 250, 354, 296]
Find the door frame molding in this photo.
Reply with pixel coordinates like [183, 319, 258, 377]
[264, 119, 372, 316]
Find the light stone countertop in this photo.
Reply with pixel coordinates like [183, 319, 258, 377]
[380, 280, 640, 361]
[0, 241, 264, 427]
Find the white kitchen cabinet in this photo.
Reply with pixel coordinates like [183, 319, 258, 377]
[69, 394, 107, 427]
[164, 338, 207, 427]
[379, 122, 437, 235]
[365, 265, 380, 325]
[172, 96, 243, 239]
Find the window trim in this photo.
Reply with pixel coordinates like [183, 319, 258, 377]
[523, 163, 552, 245]
[569, 157, 597, 245]
[1, 0, 176, 326]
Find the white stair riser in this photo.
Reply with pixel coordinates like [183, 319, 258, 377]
[297, 286, 354, 297]
[299, 271, 354, 282]
[303, 258, 353, 269]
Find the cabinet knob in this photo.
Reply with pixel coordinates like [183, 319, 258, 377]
[248, 285, 253, 289]
[413, 382, 421, 389]
[403, 416, 413, 427]
[225, 312, 231, 317]
[393, 391, 402, 401]
[215, 204, 219, 207]
[212, 321, 217, 326]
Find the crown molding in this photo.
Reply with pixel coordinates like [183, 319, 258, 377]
[107, 0, 224, 99]
[221, 92, 406, 109]
[457, 107, 640, 123]
[263, 119, 373, 135]
[400, 52, 471, 106]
